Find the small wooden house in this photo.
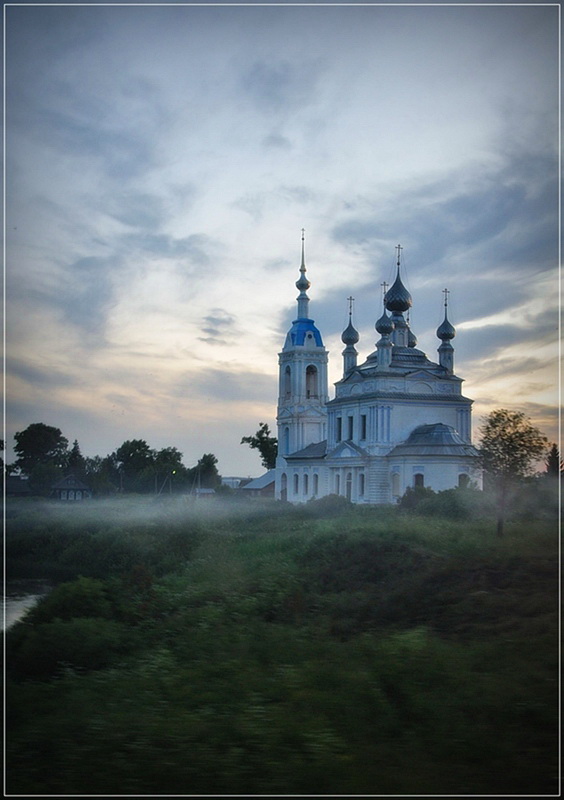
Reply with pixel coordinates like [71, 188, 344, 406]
[51, 474, 92, 501]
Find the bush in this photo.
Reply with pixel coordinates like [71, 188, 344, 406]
[26, 577, 113, 624]
[8, 617, 128, 679]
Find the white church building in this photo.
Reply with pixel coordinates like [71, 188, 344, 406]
[275, 236, 481, 504]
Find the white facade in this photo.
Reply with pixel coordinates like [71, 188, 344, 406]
[275, 242, 481, 504]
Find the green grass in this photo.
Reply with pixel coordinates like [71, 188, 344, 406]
[5, 496, 559, 795]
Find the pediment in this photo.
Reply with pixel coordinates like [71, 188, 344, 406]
[326, 441, 369, 460]
[278, 405, 328, 419]
[407, 370, 436, 381]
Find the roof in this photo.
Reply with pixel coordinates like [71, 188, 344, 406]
[239, 470, 276, 490]
[6, 476, 31, 495]
[51, 474, 91, 491]
[328, 392, 472, 406]
[285, 440, 328, 460]
[285, 318, 324, 347]
[387, 423, 480, 458]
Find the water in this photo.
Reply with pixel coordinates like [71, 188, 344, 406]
[3, 581, 51, 630]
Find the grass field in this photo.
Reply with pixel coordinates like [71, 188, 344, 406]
[5, 493, 560, 795]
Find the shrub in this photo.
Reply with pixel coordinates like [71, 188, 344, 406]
[26, 577, 113, 624]
[8, 617, 128, 679]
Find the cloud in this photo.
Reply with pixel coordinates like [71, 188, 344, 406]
[241, 59, 323, 114]
[262, 132, 293, 150]
[199, 310, 238, 346]
[178, 367, 275, 406]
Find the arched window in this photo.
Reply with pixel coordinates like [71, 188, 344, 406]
[280, 473, 287, 502]
[284, 427, 290, 455]
[458, 473, 469, 488]
[359, 473, 365, 497]
[306, 365, 318, 399]
[293, 474, 299, 494]
[391, 472, 400, 497]
[313, 473, 319, 496]
[303, 474, 309, 495]
[346, 472, 352, 501]
[414, 473, 424, 488]
[335, 474, 341, 495]
[284, 366, 292, 398]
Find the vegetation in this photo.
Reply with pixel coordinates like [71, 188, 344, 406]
[478, 409, 548, 537]
[7, 422, 222, 496]
[5, 489, 559, 796]
[241, 422, 278, 470]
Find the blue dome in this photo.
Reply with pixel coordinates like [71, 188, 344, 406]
[288, 318, 324, 347]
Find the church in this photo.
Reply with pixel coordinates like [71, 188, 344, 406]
[275, 235, 481, 504]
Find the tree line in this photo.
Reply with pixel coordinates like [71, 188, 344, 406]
[4, 423, 223, 496]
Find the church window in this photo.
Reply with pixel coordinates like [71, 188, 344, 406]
[284, 366, 292, 398]
[346, 472, 352, 501]
[359, 473, 365, 497]
[335, 473, 341, 495]
[391, 472, 400, 497]
[414, 473, 424, 488]
[306, 365, 318, 398]
[293, 474, 299, 494]
[303, 473, 309, 495]
[61, 490, 67, 500]
[458, 473, 469, 488]
[280, 473, 288, 502]
[348, 416, 354, 440]
[284, 427, 290, 455]
[336, 417, 342, 442]
[313, 473, 319, 496]
[361, 415, 367, 440]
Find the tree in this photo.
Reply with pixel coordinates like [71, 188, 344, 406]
[13, 423, 69, 476]
[545, 443, 562, 478]
[153, 447, 189, 494]
[113, 439, 156, 492]
[68, 439, 87, 480]
[241, 422, 278, 470]
[189, 453, 221, 490]
[479, 409, 548, 537]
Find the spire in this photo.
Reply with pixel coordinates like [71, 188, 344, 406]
[341, 296, 359, 376]
[384, 244, 412, 313]
[436, 288, 456, 340]
[341, 296, 360, 345]
[437, 288, 455, 374]
[295, 228, 311, 319]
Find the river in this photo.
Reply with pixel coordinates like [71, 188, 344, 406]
[3, 581, 52, 630]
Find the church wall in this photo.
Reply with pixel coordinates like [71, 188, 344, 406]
[328, 398, 471, 451]
[388, 457, 481, 498]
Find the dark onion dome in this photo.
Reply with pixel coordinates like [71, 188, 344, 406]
[375, 309, 394, 335]
[341, 318, 360, 345]
[436, 313, 456, 341]
[407, 326, 418, 348]
[384, 269, 412, 312]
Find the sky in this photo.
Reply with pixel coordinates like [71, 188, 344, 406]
[4, 1, 560, 478]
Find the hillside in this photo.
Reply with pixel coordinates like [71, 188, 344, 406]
[5, 494, 559, 795]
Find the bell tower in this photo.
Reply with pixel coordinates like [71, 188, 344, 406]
[276, 231, 329, 463]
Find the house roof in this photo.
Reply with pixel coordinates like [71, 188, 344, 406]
[51, 474, 91, 491]
[239, 470, 276, 490]
[285, 441, 328, 460]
